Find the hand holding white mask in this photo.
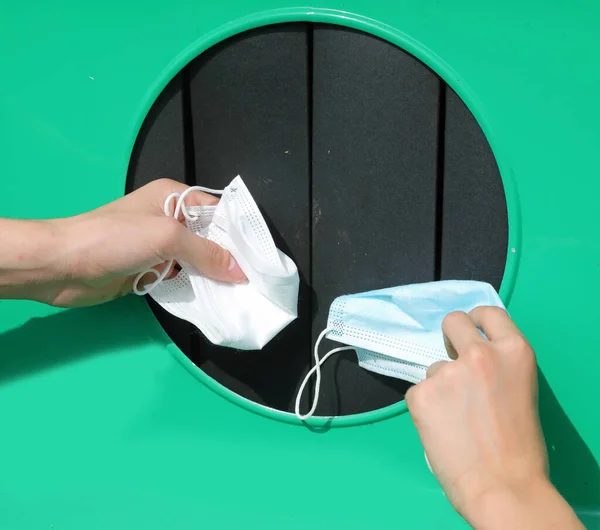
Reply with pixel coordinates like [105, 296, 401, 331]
[133, 176, 299, 351]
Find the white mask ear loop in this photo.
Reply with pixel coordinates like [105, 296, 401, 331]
[295, 328, 355, 421]
[175, 185, 224, 221]
[132, 185, 224, 296]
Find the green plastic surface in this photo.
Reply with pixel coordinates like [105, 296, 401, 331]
[0, 1, 599, 528]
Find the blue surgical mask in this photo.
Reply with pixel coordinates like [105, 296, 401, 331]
[295, 280, 505, 420]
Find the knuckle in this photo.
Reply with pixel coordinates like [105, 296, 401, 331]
[427, 360, 452, 380]
[464, 342, 487, 361]
[464, 343, 495, 375]
[206, 240, 229, 270]
[471, 306, 511, 331]
[503, 334, 535, 365]
[150, 177, 177, 191]
[140, 178, 182, 213]
[147, 178, 182, 202]
[405, 383, 430, 414]
[205, 240, 220, 263]
[504, 333, 530, 353]
[435, 362, 465, 391]
[439, 360, 459, 380]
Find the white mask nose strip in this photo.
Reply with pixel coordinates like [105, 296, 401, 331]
[132, 185, 224, 296]
[294, 328, 355, 421]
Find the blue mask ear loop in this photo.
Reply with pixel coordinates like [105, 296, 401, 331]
[132, 185, 224, 296]
[295, 328, 356, 421]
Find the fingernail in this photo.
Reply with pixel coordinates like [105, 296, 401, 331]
[228, 256, 247, 282]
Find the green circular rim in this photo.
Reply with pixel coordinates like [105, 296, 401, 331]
[128, 7, 521, 428]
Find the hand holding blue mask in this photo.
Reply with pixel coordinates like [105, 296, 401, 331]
[295, 280, 505, 420]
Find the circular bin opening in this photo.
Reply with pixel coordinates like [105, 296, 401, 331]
[127, 23, 508, 417]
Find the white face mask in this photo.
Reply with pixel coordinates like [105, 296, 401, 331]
[133, 176, 299, 351]
[295, 281, 505, 420]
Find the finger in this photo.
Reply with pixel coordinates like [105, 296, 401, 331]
[152, 260, 177, 276]
[169, 262, 182, 279]
[183, 190, 219, 207]
[174, 190, 219, 222]
[441, 311, 484, 355]
[143, 179, 220, 216]
[469, 306, 521, 341]
[160, 189, 218, 222]
[426, 360, 450, 378]
[131, 260, 178, 291]
[176, 229, 246, 283]
[146, 180, 193, 213]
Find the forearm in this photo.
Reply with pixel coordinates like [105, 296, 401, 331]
[0, 218, 68, 303]
[467, 478, 584, 530]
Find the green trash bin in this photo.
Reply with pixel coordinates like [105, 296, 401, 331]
[0, 1, 598, 528]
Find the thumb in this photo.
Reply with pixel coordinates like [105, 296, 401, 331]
[175, 226, 246, 283]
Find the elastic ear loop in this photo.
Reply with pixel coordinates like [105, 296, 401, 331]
[132, 185, 224, 296]
[295, 328, 355, 421]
